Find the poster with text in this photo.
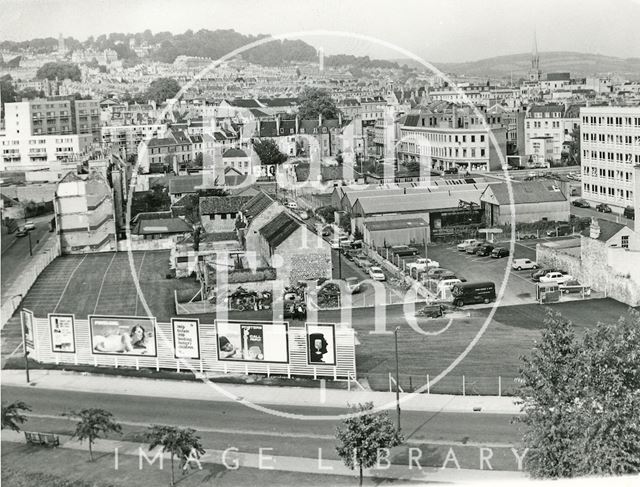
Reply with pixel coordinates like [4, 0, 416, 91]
[21, 309, 34, 350]
[48, 314, 76, 353]
[90, 315, 157, 357]
[172, 318, 200, 359]
[306, 323, 336, 366]
[216, 320, 288, 363]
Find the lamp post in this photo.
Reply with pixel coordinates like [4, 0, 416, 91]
[27, 229, 33, 257]
[14, 294, 30, 383]
[394, 326, 401, 431]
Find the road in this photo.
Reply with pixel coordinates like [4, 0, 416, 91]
[1, 385, 525, 470]
[0, 214, 53, 302]
[570, 205, 635, 228]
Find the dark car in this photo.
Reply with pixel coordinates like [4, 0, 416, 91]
[16, 228, 28, 237]
[624, 206, 635, 220]
[391, 245, 419, 256]
[444, 167, 459, 174]
[596, 203, 612, 213]
[465, 241, 486, 254]
[426, 268, 453, 279]
[476, 243, 495, 256]
[490, 247, 509, 258]
[572, 198, 590, 208]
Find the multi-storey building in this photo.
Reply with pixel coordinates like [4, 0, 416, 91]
[0, 134, 93, 171]
[397, 102, 507, 172]
[4, 98, 101, 142]
[524, 104, 581, 165]
[54, 170, 117, 254]
[101, 123, 167, 156]
[580, 106, 640, 213]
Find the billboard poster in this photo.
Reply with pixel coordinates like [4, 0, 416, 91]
[21, 309, 35, 350]
[216, 320, 289, 363]
[90, 315, 157, 357]
[306, 323, 337, 366]
[171, 318, 200, 359]
[48, 314, 76, 353]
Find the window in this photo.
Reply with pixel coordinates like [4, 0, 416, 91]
[621, 236, 629, 249]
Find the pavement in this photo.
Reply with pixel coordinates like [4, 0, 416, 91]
[0, 369, 522, 415]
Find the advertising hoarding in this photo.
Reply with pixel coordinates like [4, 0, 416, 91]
[21, 308, 34, 350]
[171, 318, 200, 359]
[89, 315, 157, 357]
[216, 320, 289, 363]
[48, 313, 76, 353]
[306, 323, 336, 366]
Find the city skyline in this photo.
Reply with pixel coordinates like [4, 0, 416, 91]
[1, 0, 640, 62]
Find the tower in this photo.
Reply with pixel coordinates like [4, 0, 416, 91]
[58, 33, 66, 55]
[529, 31, 541, 82]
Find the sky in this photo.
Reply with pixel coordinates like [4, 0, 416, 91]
[1, 0, 639, 62]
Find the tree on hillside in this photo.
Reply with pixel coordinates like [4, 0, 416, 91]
[517, 310, 640, 478]
[145, 77, 181, 103]
[36, 62, 81, 81]
[145, 425, 205, 487]
[1, 401, 31, 432]
[252, 139, 288, 165]
[65, 408, 122, 461]
[0, 75, 17, 117]
[336, 402, 403, 486]
[297, 87, 340, 120]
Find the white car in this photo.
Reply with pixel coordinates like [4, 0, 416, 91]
[286, 200, 298, 209]
[511, 258, 539, 271]
[368, 266, 386, 281]
[539, 272, 573, 284]
[23, 220, 35, 231]
[457, 239, 480, 251]
[407, 258, 440, 273]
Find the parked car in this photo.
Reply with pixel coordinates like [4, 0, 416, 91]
[572, 198, 590, 208]
[345, 277, 364, 293]
[559, 279, 591, 295]
[624, 206, 635, 220]
[426, 267, 454, 279]
[518, 232, 537, 240]
[546, 225, 571, 237]
[23, 220, 35, 231]
[369, 266, 386, 281]
[321, 227, 332, 237]
[539, 272, 573, 284]
[511, 258, 539, 271]
[406, 258, 440, 274]
[531, 268, 565, 281]
[417, 303, 445, 318]
[438, 278, 463, 292]
[476, 243, 495, 256]
[286, 200, 298, 209]
[16, 228, 28, 237]
[596, 203, 612, 213]
[451, 282, 496, 307]
[390, 245, 419, 256]
[444, 167, 458, 174]
[457, 239, 480, 251]
[490, 247, 509, 258]
[465, 241, 485, 254]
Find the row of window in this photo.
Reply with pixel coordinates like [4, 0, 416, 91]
[583, 183, 633, 201]
[582, 150, 640, 164]
[583, 133, 639, 144]
[582, 166, 633, 181]
[582, 115, 640, 126]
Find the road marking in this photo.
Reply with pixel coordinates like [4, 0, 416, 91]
[93, 253, 118, 315]
[52, 255, 88, 313]
[23, 412, 518, 448]
[133, 251, 146, 316]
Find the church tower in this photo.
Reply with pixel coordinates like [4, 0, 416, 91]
[529, 31, 542, 82]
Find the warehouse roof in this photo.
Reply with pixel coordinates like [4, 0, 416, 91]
[482, 181, 567, 206]
[353, 189, 482, 216]
[259, 211, 300, 248]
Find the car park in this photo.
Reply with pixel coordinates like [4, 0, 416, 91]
[368, 266, 386, 281]
[457, 239, 480, 251]
[23, 221, 35, 231]
[596, 203, 612, 213]
[559, 279, 591, 295]
[511, 258, 539, 271]
[476, 243, 495, 256]
[490, 247, 509, 258]
[451, 282, 496, 307]
[572, 198, 590, 208]
[465, 241, 485, 254]
[539, 272, 573, 284]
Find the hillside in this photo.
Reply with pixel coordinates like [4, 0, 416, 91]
[396, 52, 640, 80]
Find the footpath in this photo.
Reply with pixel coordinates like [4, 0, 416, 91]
[1, 430, 524, 483]
[1, 369, 522, 415]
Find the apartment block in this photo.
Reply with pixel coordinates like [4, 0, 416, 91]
[580, 106, 640, 213]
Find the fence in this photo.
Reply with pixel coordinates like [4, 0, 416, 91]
[1, 236, 60, 329]
[381, 372, 522, 396]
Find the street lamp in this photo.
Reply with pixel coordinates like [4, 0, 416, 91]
[13, 294, 30, 383]
[27, 230, 33, 257]
[394, 326, 401, 431]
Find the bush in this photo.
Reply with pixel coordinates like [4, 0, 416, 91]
[227, 267, 276, 284]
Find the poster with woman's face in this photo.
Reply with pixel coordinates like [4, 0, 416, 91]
[306, 323, 336, 366]
[48, 314, 75, 353]
[89, 315, 157, 357]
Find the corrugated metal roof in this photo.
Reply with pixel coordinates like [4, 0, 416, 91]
[354, 189, 482, 215]
[483, 181, 567, 205]
[366, 218, 429, 231]
[259, 211, 300, 248]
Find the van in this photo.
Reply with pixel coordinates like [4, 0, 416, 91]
[624, 206, 635, 220]
[546, 225, 571, 237]
[450, 282, 496, 307]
